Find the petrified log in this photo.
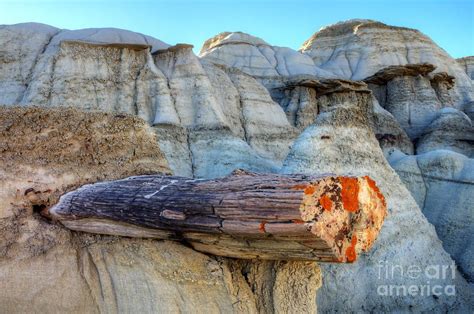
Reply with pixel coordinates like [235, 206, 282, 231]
[50, 170, 387, 262]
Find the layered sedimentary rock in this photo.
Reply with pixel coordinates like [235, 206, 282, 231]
[0, 23, 296, 179]
[457, 56, 474, 80]
[153, 45, 296, 177]
[269, 77, 367, 129]
[389, 149, 474, 282]
[0, 23, 58, 104]
[0, 106, 170, 221]
[0, 106, 321, 313]
[199, 31, 442, 155]
[1, 23, 168, 117]
[199, 32, 335, 80]
[416, 108, 474, 157]
[364, 63, 458, 139]
[199, 32, 342, 134]
[372, 97, 414, 155]
[456, 57, 474, 120]
[268, 76, 414, 155]
[300, 19, 474, 108]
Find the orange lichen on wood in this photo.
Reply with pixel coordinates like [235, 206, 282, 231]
[319, 194, 333, 211]
[304, 185, 316, 195]
[292, 219, 305, 224]
[345, 234, 358, 263]
[259, 221, 267, 233]
[340, 177, 359, 212]
[364, 176, 386, 207]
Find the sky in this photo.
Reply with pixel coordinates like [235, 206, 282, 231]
[1, 0, 473, 58]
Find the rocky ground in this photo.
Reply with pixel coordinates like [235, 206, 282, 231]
[0, 19, 473, 312]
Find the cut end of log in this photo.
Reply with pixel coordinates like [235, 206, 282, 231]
[296, 175, 386, 262]
[49, 171, 387, 263]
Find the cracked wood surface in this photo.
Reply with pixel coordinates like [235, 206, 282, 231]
[50, 170, 387, 262]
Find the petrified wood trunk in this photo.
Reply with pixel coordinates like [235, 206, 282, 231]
[50, 170, 386, 262]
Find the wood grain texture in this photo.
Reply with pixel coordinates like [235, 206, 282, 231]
[50, 169, 387, 262]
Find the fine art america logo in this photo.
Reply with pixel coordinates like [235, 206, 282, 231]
[377, 261, 456, 297]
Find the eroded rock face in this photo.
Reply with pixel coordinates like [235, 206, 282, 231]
[280, 94, 473, 312]
[416, 108, 474, 157]
[389, 149, 474, 282]
[0, 23, 59, 104]
[456, 56, 474, 120]
[1, 238, 250, 313]
[269, 78, 414, 155]
[152, 45, 296, 177]
[372, 97, 414, 155]
[300, 19, 474, 107]
[199, 31, 335, 81]
[225, 259, 322, 314]
[345, 52, 474, 304]
[269, 77, 368, 129]
[364, 64, 459, 140]
[379, 75, 441, 139]
[0, 106, 170, 221]
[457, 56, 474, 80]
[0, 24, 296, 178]
[0, 106, 322, 313]
[199, 31, 341, 122]
[0, 106, 234, 312]
[0, 23, 168, 116]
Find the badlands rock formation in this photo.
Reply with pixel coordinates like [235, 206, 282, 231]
[1, 19, 474, 313]
[457, 56, 474, 80]
[457, 56, 474, 120]
[279, 85, 472, 312]
[0, 106, 321, 313]
[200, 20, 474, 312]
[364, 63, 457, 139]
[416, 108, 474, 157]
[300, 19, 474, 107]
[0, 23, 296, 178]
[0, 23, 168, 106]
[389, 149, 474, 282]
[200, 32, 335, 80]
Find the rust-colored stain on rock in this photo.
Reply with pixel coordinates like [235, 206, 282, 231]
[340, 177, 359, 212]
[345, 234, 358, 262]
[319, 194, 333, 211]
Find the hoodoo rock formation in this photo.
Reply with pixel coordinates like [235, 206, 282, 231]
[300, 19, 474, 107]
[1, 19, 474, 313]
[278, 83, 472, 312]
[364, 63, 458, 139]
